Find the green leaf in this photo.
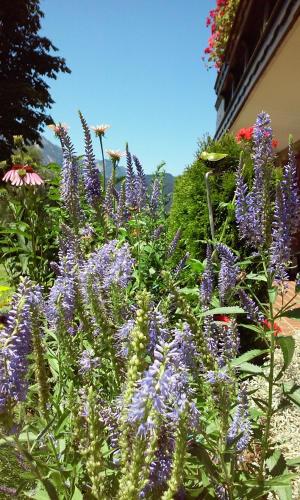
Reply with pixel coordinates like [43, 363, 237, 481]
[199, 151, 228, 162]
[286, 456, 300, 467]
[268, 287, 277, 304]
[252, 397, 268, 411]
[231, 349, 268, 367]
[266, 450, 287, 477]
[282, 383, 300, 407]
[265, 473, 296, 487]
[274, 485, 293, 500]
[238, 323, 263, 335]
[71, 487, 83, 500]
[246, 272, 267, 282]
[200, 306, 245, 318]
[180, 287, 199, 297]
[245, 473, 295, 488]
[276, 336, 295, 381]
[238, 362, 264, 374]
[25, 479, 59, 500]
[189, 259, 205, 273]
[280, 307, 300, 319]
[189, 442, 219, 479]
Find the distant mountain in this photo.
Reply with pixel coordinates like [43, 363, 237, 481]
[39, 136, 175, 197]
[39, 137, 63, 165]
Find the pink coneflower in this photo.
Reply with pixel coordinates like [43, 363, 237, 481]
[2, 165, 44, 186]
[106, 149, 125, 162]
[48, 123, 69, 137]
[91, 124, 111, 137]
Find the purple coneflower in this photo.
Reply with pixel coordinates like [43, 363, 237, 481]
[3, 165, 44, 186]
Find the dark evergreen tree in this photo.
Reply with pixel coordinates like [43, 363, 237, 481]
[0, 0, 70, 159]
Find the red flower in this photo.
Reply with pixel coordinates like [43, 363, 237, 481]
[236, 126, 254, 142]
[214, 314, 231, 323]
[261, 319, 282, 337]
[272, 139, 279, 149]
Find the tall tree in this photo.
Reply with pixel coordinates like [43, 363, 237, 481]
[0, 0, 70, 160]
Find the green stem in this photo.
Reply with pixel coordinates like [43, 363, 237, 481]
[274, 293, 297, 319]
[205, 171, 215, 240]
[259, 268, 276, 479]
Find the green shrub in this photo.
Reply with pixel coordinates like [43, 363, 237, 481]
[168, 133, 244, 259]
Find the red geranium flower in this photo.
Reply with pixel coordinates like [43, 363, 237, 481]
[214, 314, 231, 323]
[236, 126, 254, 142]
[261, 319, 282, 337]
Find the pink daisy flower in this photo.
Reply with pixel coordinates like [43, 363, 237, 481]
[2, 165, 44, 186]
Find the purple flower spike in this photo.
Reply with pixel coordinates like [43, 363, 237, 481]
[0, 279, 42, 412]
[227, 385, 252, 453]
[127, 322, 198, 435]
[116, 319, 136, 357]
[217, 244, 239, 301]
[133, 155, 147, 210]
[247, 112, 273, 247]
[239, 289, 263, 322]
[167, 229, 181, 258]
[174, 252, 190, 275]
[150, 178, 160, 213]
[269, 143, 300, 281]
[235, 159, 250, 241]
[47, 247, 77, 330]
[235, 112, 274, 248]
[57, 126, 82, 225]
[79, 111, 102, 209]
[153, 224, 164, 240]
[79, 349, 100, 374]
[200, 245, 214, 306]
[125, 149, 136, 208]
[81, 240, 134, 294]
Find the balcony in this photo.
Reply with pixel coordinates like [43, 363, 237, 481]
[215, 0, 300, 146]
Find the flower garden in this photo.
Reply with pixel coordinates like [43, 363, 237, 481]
[0, 110, 300, 499]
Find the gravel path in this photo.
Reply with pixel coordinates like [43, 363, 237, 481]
[249, 331, 300, 499]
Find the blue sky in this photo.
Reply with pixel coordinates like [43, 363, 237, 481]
[41, 0, 217, 175]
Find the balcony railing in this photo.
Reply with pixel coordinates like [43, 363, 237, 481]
[214, 0, 300, 138]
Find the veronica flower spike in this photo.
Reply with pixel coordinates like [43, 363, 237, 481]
[79, 111, 102, 209]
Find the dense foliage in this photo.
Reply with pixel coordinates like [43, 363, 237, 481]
[0, 136, 62, 288]
[168, 133, 243, 260]
[0, 0, 70, 159]
[1, 112, 300, 499]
